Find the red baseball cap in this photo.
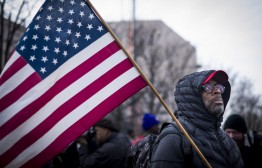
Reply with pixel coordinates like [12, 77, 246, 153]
[202, 70, 228, 85]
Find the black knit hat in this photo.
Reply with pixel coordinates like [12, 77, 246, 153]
[223, 114, 247, 133]
[94, 118, 119, 131]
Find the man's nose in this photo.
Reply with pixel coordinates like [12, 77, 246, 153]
[213, 86, 222, 94]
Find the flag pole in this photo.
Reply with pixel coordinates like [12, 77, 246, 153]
[85, 1, 212, 168]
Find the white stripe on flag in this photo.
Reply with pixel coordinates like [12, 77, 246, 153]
[0, 51, 20, 76]
[0, 64, 34, 99]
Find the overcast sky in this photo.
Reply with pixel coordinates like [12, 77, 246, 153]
[87, 0, 262, 96]
[31, 0, 262, 96]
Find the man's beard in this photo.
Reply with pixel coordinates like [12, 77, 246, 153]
[207, 97, 224, 117]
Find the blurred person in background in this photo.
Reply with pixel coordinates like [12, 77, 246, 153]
[131, 113, 160, 144]
[224, 114, 262, 168]
[142, 113, 160, 135]
[78, 118, 130, 168]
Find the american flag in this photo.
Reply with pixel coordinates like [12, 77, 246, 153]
[0, 0, 147, 167]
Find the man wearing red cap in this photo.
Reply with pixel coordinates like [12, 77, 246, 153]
[151, 70, 244, 168]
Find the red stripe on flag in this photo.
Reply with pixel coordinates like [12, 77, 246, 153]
[0, 56, 27, 86]
[21, 76, 147, 168]
[0, 73, 41, 112]
[0, 58, 133, 167]
[0, 41, 120, 140]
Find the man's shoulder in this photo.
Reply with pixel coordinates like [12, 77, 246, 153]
[110, 132, 131, 146]
[101, 133, 128, 151]
[158, 122, 180, 137]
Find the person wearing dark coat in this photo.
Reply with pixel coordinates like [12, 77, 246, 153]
[224, 114, 262, 168]
[151, 70, 244, 168]
[78, 118, 131, 168]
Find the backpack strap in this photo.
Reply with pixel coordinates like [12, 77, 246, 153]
[182, 132, 192, 155]
[181, 124, 194, 168]
[170, 121, 195, 168]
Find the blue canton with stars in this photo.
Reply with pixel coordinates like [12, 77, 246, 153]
[16, 0, 107, 79]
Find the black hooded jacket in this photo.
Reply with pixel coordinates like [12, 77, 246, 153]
[151, 70, 244, 168]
